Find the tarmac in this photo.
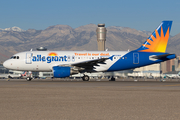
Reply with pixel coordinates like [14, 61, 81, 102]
[0, 78, 180, 120]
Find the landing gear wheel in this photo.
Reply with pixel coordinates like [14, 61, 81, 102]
[82, 75, 89, 81]
[26, 77, 32, 81]
[109, 77, 115, 81]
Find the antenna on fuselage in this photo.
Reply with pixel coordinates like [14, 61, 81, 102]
[30, 48, 33, 51]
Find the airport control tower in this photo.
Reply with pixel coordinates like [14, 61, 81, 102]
[96, 24, 107, 51]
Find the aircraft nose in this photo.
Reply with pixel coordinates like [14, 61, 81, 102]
[3, 60, 10, 69]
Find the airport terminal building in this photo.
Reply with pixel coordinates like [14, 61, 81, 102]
[0, 64, 9, 74]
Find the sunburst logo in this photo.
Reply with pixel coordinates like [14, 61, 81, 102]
[140, 26, 170, 53]
[48, 52, 58, 56]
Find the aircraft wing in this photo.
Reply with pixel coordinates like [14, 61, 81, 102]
[58, 56, 112, 71]
[72, 57, 108, 67]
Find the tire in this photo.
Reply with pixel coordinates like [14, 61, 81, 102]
[110, 77, 115, 81]
[26, 77, 32, 81]
[82, 75, 89, 81]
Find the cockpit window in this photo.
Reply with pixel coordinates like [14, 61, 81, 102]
[10, 56, 20, 59]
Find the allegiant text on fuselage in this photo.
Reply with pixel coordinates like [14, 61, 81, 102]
[32, 55, 69, 63]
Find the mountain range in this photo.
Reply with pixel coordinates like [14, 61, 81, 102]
[0, 24, 179, 62]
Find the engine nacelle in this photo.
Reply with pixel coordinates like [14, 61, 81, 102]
[53, 66, 78, 78]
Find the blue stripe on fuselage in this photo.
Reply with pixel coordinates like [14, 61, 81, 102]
[107, 51, 175, 72]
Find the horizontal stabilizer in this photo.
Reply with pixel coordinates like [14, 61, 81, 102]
[151, 54, 176, 59]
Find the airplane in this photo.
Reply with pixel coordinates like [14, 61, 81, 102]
[163, 71, 180, 79]
[3, 21, 176, 81]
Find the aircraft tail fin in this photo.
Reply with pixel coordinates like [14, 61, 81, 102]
[136, 21, 172, 53]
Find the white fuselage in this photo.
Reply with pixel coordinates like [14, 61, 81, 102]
[3, 51, 128, 72]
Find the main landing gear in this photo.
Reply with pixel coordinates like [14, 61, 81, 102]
[109, 76, 116, 81]
[82, 75, 90, 81]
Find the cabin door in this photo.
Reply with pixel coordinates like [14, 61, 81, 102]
[26, 53, 32, 64]
[133, 53, 139, 64]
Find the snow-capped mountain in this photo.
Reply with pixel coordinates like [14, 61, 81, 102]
[0, 26, 25, 32]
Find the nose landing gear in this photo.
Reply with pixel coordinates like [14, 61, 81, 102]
[26, 77, 32, 81]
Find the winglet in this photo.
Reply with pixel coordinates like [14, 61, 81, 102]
[109, 55, 114, 61]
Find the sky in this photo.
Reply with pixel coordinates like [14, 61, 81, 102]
[0, 0, 180, 36]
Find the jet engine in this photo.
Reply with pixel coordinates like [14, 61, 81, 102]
[53, 66, 78, 78]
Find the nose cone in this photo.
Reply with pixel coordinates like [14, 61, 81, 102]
[3, 60, 10, 69]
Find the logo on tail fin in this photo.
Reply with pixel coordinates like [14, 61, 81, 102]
[137, 21, 172, 53]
